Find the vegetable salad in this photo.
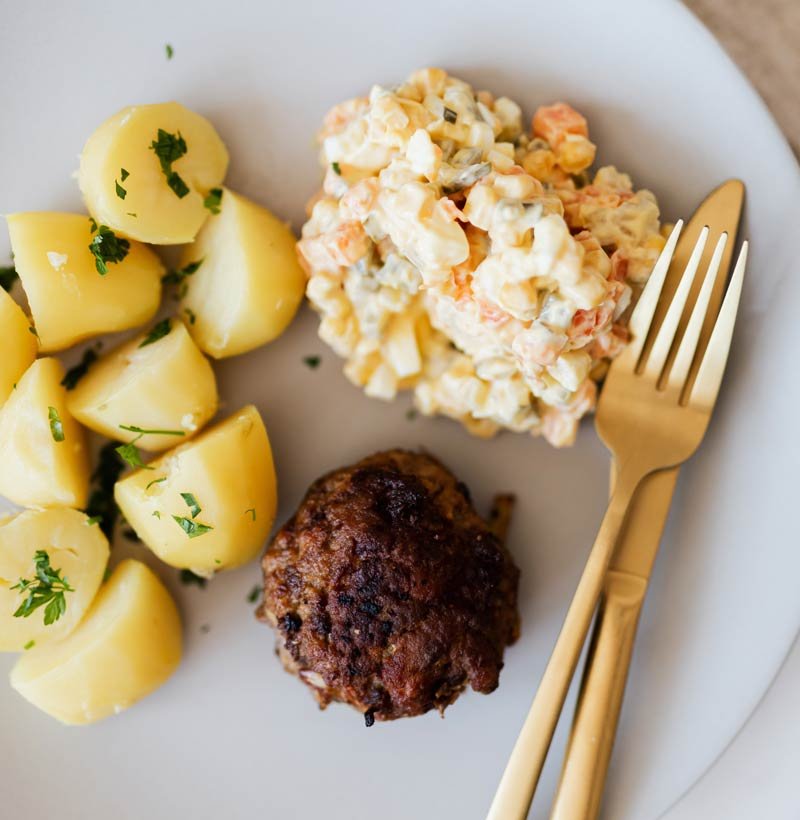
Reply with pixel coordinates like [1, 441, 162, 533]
[299, 68, 668, 446]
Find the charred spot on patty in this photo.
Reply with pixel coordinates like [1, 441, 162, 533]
[259, 449, 520, 723]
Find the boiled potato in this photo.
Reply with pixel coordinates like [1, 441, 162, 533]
[115, 405, 276, 573]
[0, 509, 109, 652]
[178, 188, 305, 358]
[7, 212, 163, 352]
[0, 358, 90, 508]
[10, 559, 181, 725]
[0, 287, 38, 406]
[79, 102, 229, 245]
[67, 318, 217, 451]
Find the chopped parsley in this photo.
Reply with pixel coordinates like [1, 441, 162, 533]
[443, 106, 458, 123]
[115, 424, 184, 470]
[85, 515, 102, 526]
[115, 181, 127, 200]
[0, 265, 18, 292]
[331, 161, 341, 175]
[23, 640, 35, 651]
[28, 325, 39, 338]
[85, 442, 126, 540]
[179, 569, 207, 588]
[61, 348, 98, 390]
[11, 550, 74, 625]
[145, 476, 167, 490]
[245, 508, 256, 521]
[180, 492, 201, 519]
[88, 223, 130, 275]
[48, 406, 65, 442]
[139, 318, 171, 347]
[152, 511, 161, 519]
[247, 585, 260, 604]
[203, 187, 223, 214]
[165, 43, 174, 60]
[173, 515, 213, 539]
[162, 259, 203, 287]
[150, 129, 190, 198]
[303, 355, 321, 369]
[120, 168, 130, 182]
[184, 307, 196, 325]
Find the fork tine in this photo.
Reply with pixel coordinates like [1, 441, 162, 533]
[665, 232, 728, 395]
[690, 241, 748, 409]
[642, 227, 708, 380]
[625, 220, 684, 362]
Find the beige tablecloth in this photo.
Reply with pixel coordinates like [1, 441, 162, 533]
[684, 0, 799, 156]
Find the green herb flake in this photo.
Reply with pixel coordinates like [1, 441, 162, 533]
[180, 492, 201, 519]
[443, 106, 458, 124]
[165, 43, 174, 60]
[172, 515, 213, 539]
[48, 406, 65, 442]
[61, 348, 98, 390]
[115, 440, 151, 470]
[85, 515, 102, 526]
[303, 355, 321, 370]
[119, 424, 184, 437]
[184, 307, 196, 325]
[145, 476, 167, 490]
[331, 161, 341, 175]
[214, 559, 221, 565]
[88, 224, 130, 275]
[11, 550, 74, 626]
[88, 217, 98, 233]
[162, 259, 203, 287]
[23, 640, 35, 650]
[127, 212, 138, 218]
[115, 180, 127, 200]
[179, 568, 207, 588]
[139, 318, 171, 347]
[150, 129, 189, 198]
[0, 265, 18, 292]
[247, 585, 260, 604]
[152, 510, 161, 519]
[203, 187, 223, 214]
[29, 325, 39, 338]
[120, 168, 130, 182]
[245, 508, 256, 521]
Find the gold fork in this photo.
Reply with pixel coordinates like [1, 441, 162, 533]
[487, 222, 749, 820]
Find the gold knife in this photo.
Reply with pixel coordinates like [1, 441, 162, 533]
[550, 179, 745, 820]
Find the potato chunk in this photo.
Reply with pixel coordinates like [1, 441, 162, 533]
[79, 102, 229, 245]
[0, 288, 38, 406]
[7, 212, 163, 352]
[115, 405, 276, 573]
[10, 559, 181, 725]
[178, 188, 305, 358]
[0, 358, 90, 508]
[0, 509, 109, 652]
[67, 318, 217, 451]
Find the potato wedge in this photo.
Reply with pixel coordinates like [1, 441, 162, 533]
[0, 509, 109, 652]
[178, 188, 305, 358]
[10, 559, 181, 725]
[0, 358, 90, 508]
[115, 405, 276, 573]
[7, 212, 163, 352]
[0, 288, 38, 406]
[79, 102, 229, 245]
[67, 318, 217, 451]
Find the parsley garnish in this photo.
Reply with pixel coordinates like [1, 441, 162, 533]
[179, 569, 207, 588]
[11, 550, 74, 625]
[48, 406, 65, 442]
[145, 476, 167, 490]
[85, 515, 102, 526]
[23, 640, 35, 650]
[28, 325, 39, 338]
[184, 307, 196, 325]
[0, 265, 18, 292]
[247, 585, 260, 603]
[115, 181, 127, 200]
[203, 188, 223, 214]
[165, 43, 174, 60]
[85, 442, 125, 540]
[61, 348, 98, 390]
[331, 161, 341, 175]
[88, 224, 130, 275]
[152, 510, 161, 519]
[150, 129, 189, 198]
[443, 106, 458, 123]
[120, 168, 130, 182]
[180, 492, 201, 518]
[303, 355, 321, 369]
[139, 318, 171, 347]
[115, 424, 184, 470]
[162, 259, 203, 287]
[245, 508, 256, 521]
[173, 515, 213, 539]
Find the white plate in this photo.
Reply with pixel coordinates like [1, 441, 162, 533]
[1, 1, 798, 818]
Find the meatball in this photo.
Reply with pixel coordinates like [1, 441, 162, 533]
[258, 449, 520, 724]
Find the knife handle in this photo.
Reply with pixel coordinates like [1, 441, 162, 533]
[549, 569, 647, 820]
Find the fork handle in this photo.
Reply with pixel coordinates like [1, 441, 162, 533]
[549, 570, 647, 820]
[486, 472, 641, 820]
